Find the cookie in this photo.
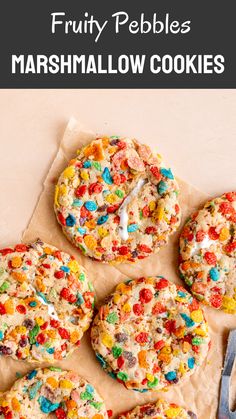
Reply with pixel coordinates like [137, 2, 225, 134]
[179, 192, 236, 314]
[0, 240, 95, 362]
[91, 276, 210, 391]
[118, 399, 197, 419]
[0, 367, 108, 418]
[54, 137, 180, 263]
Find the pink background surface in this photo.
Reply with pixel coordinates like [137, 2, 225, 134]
[0, 89, 236, 245]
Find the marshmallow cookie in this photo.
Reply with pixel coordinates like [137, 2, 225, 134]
[179, 192, 236, 314]
[0, 240, 95, 362]
[91, 277, 210, 391]
[118, 399, 197, 419]
[0, 367, 108, 419]
[54, 137, 180, 263]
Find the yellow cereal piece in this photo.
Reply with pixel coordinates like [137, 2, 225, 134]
[43, 247, 52, 255]
[84, 235, 97, 250]
[155, 206, 164, 221]
[1, 400, 9, 407]
[84, 141, 105, 161]
[108, 146, 117, 154]
[80, 170, 89, 181]
[46, 377, 58, 388]
[63, 166, 75, 179]
[174, 326, 185, 338]
[105, 194, 117, 204]
[47, 330, 57, 339]
[35, 317, 44, 326]
[149, 201, 156, 211]
[165, 407, 182, 418]
[172, 349, 180, 356]
[92, 415, 104, 419]
[116, 283, 131, 294]
[59, 184, 68, 197]
[11, 271, 27, 283]
[138, 350, 148, 368]
[98, 227, 108, 238]
[54, 185, 59, 206]
[11, 256, 22, 268]
[222, 296, 236, 312]
[36, 277, 46, 292]
[101, 333, 113, 348]
[122, 303, 131, 313]
[15, 326, 27, 334]
[11, 397, 20, 412]
[85, 220, 96, 230]
[4, 299, 14, 315]
[195, 327, 207, 337]
[182, 341, 191, 353]
[70, 330, 80, 344]
[68, 260, 80, 273]
[146, 373, 154, 382]
[145, 277, 155, 285]
[178, 361, 186, 375]
[113, 293, 121, 304]
[190, 310, 203, 323]
[161, 346, 171, 355]
[60, 379, 73, 389]
[219, 227, 229, 241]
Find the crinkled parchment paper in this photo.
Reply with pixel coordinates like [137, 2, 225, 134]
[1, 118, 236, 418]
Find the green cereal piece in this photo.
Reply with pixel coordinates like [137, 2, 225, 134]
[29, 324, 40, 344]
[112, 346, 122, 359]
[0, 281, 10, 292]
[192, 336, 204, 346]
[80, 391, 93, 401]
[115, 190, 124, 198]
[90, 401, 103, 410]
[48, 366, 62, 372]
[117, 372, 128, 381]
[106, 312, 118, 324]
[147, 377, 159, 388]
[92, 161, 102, 171]
[79, 272, 85, 281]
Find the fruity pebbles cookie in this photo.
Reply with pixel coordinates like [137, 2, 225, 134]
[118, 399, 197, 419]
[179, 192, 236, 314]
[0, 367, 108, 419]
[91, 276, 210, 391]
[54, 136, 180, 263]
[0, 240, 95, 362]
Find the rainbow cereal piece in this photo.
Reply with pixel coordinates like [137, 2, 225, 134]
[54, 137, 180, 263]
[179, 192, 236, 314]
[118, 399, 197, 419]
[91, 276, 210, 391]
[0, 367, 108, 419]
[0, 240, 95, 362]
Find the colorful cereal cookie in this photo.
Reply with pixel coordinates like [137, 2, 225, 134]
[118, 399, 197, 419]
[0, 240, 95, 362]
[54, 137, 180, 263]
[91, 276, 210, 391]
[0, 367, 108, 419]
[179, 192, 236, 314]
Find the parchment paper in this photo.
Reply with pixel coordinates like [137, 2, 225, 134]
[1, 118, 235, 418]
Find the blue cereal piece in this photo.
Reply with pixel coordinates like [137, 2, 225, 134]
[29, 380, 43, 400]
[157, 181, 168, 195]
[27, 370, 37, 380]
[97, 215, 109, 225]
[209, 267, 220, 281]
[188, 357, 195, 369]
[165, 371, 177, 381]
[83, 160, 92, 168]
[181, 313, 195, 328]
[0, 331, 4, 340]
[60, 266, 70, 273]
[38, 396, 60, 413]
[96, 353, 107, 369]
[84, 201, 97, 211]
[76, 292, 85, 305]
[66, 214, 76, 227]
[72, 199, 83, 207]
[127, 224, 139, 233]
[161, 168, 174, 179]
[78, 227, 86, 235]
[102, 167, 113, 185]
[86, 384, 94, 393]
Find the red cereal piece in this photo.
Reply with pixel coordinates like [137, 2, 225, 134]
[0, 248, 14, 256]
[154, 340, 165, 351]
[156, 278, 169, 290]
[16, 305, 26, 314]
[196, 230, 205, 242]
[226, 192, 236, 202]
[150, 166, 161, 180]
[55, 407, 66, 419]
[89, 182, 103, 194]
[117, 355, 125, 369]
[165, 320, 176, 334]
[133, 303, 144, 316]
[219, 201, 234, 215]
[145, 226, 157, 234]
[75, 185, 87, 197]
[58, 213, 66, 226]
[54, 270, 64, 279]
[142, 206, 150, 217]
[204, 252, 217, 265]
[50, 319, 60, 328]
[135, 332, 149, 344]
[119, 246, 129, 255]
[58, 327, 70, 340]
[15, 244, 28, 252]
[0, 303, 6, 315]
[208, 227, 219, 240]
[36, 333, 48, 344]
[138, 244, 152, 253]
[210, 294, 222, 308]
[139, 288, 153, 303]
[152, 302, 166, 314]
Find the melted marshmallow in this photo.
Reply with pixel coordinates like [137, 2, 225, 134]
[190, 236, 216, 257]
[30, 285, 59, 320]
[118, 178, 147, 241]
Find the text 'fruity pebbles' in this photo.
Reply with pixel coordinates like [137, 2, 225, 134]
[0, 240, 95, 362]
[54, 136, 180, 263]
[91, 276, 210, 391]
[179, 192, 236, 314]
[118, 398, 197, 419]
[0, 367, 108, 419]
